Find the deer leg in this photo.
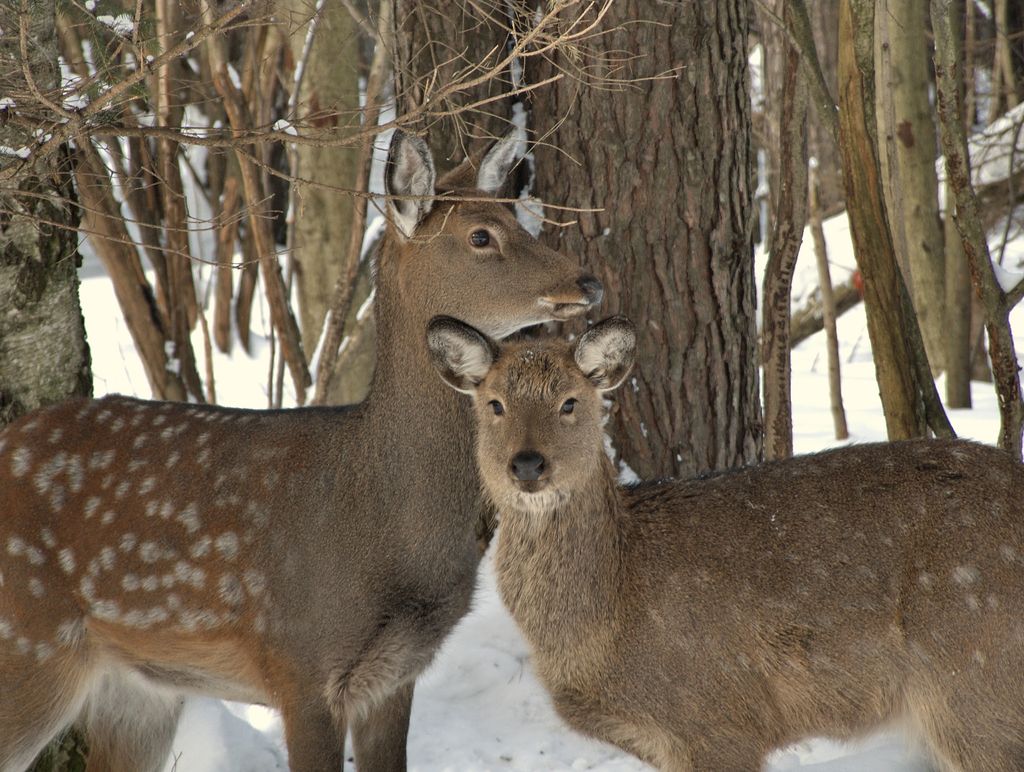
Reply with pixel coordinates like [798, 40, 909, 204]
[351, 680, 413, 772]
[0, 647, 93, 772]
[78, 667, 184, 772]
[280, 688, 346, 772]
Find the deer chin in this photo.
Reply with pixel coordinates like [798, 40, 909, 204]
[502, 485, 570, 519]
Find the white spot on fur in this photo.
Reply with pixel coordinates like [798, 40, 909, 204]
[177, 502, 201, 534]
[242, 569, 267, 598]
[58, 548, 76, 574]
[189, 536, 212, 560]
[48, 428, 63, 444]
[16, 637, 31, 655]
[214, 532, 239, 561]
[173, 561, 206, 589]
[166, 450, 181, 468]
[0, 618, 13, 639]
[122, 574, 140, 592]
[28, 578, 45, 598]
[40, 528, 56, 548]
[114, 480, 131, 499]
[10, 444, 32, 475]
[99, 546, 116, 571]
[218, 573, 245, 607]
[100, 510, 117, 526]
[25, 546, 44, 566]
[953, 565, 980, 586]
[84, 496, 101, 519]
[141, 575, 160, 592]
[7, 536, 26, 556]
[139, 476, 156, 496]
[92, 599, 120, 621]
[138, 541, 161, 563]
[132, 433, 149, 450]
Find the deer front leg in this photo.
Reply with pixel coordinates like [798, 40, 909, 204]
[351, 680, 413, 772]
[280, 688, 346, 772]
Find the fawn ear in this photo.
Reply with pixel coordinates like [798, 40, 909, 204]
[427, 316, 498, 394]
[385, 130, 436, 239]
[573, 316, 636, 391]
[475, 124, 526, 194]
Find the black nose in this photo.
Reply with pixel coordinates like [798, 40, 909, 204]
[577, 275, 604, 305]
[510, 450, 546, 481]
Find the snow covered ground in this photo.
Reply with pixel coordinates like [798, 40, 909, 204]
[76, 201, 1023, 770]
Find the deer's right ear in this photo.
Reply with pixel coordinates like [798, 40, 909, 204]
[426, 316, 497, 394]
[385, 130, 436, 239]
[573, 316, 637, 391]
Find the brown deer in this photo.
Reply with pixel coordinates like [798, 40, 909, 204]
[0, 129, 602, 772]
[428, 314, 1024, 772]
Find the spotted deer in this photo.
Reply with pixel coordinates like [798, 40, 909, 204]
[428, 314, 1024, 772]
[0, 129, 602, 772]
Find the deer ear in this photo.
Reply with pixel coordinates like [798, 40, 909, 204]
[573, 316, 636, 391]
[475, 124, 526, 194]
[385, 130, 436, 239]
[426, 316, 498, 394]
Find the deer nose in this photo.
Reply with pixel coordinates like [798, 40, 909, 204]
[510, 450, 546, 481]
[577, 275, 603, 305]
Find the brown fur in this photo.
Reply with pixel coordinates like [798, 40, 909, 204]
[0, 132, 601, 772]
[435, 321, 1024, 772]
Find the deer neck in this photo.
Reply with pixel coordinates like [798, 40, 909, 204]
[363, 247, 470, 441]
[493, 458, 624, 671]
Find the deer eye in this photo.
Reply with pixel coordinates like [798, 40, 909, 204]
[489, 400, 505, 416]
[560, 398, 577, 415]
[470, 230, 491, 248]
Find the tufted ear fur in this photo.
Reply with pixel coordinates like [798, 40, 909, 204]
[426, 316, 499, 394]
[475, 124, 526, 194]
[573, 316, 637, 391]
[385, 131, 436, 239]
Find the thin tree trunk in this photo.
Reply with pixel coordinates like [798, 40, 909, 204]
[934, 0, 1024, 457]
[531, 0, 760, 479]
[945, 189, 973, 408]
[875, 0, 947, 373]
[809, 165, 849, 440]
[762, 4, 809, 461]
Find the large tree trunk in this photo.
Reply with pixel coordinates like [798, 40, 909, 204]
[531, 1, 760, 480]
[875, 0, 947, 373]
[394, 0, 514, 170]
[0, 2, 92, 768]
[0, 1, 92, 424]
[280, 0, 362, 357]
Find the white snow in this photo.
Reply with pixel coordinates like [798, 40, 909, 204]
[96, 13, 134, 37]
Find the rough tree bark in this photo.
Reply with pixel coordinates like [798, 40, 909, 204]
[837, 0, 928, 440]
[531, 0, 761, 479]
[0, 5, 92, 770]
[875, 0, 947, 373]
[762, 1, 809, 461]
[394, 0, 514, 170]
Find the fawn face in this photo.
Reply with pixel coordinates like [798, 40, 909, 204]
[427, 316, 636, 514]
[384, 130, 603, 339]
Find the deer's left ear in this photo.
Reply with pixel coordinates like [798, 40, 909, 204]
[385, 130, 436, 239]
[573, 316, 637, 391]
[426, 316, 499, 394]
[475, 124, 526, 194]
